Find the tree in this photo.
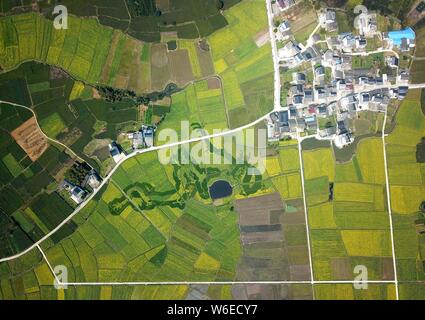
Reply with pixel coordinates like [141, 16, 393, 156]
[216, 0, 224, 10]
[65, 162, 91, 186]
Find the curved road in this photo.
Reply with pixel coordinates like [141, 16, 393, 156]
[3, 0, 425, 267]
[0, 109, 272, 263]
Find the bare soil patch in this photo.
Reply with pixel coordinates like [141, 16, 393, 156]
[11, 117, 48, 161]
[330, 258, 352, 280]
[168, 49, 194, 86]
[155, 0, 170, 12]
[234, 192, 284, 226]
[207, 77, 221, 89]
[92, 88, 101, 99]
[151, 43, 171, 90]
[382, 258, 395, 280]
[254, 28, 270, 47]
[289, 265, 311, 280]
[197, 45, 215, 77]
[232, 284, 313, 300]
[235, 192, 310, 282]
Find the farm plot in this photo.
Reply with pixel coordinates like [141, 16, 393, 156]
[0, 1, 274, 134]
[234, 192, 311, 281]
[314, 284, 396, 300]
[0, 125, 276, 291]
[0, 62, 148, 174]
[302, 140, 395, 281]
[269, 145, 303, 200]
[231, 143, 310, 282]
[156, 78, 229, 142]
[0, 13, 149, 94]
[37, 159, 238, 283]
[386, 89, 425, 283]
[0, 247, 60, 300]
[207, 0, 274, 129]
[287, 2, 319, 44]
[0, 98, 78, 258]
[11, 117, 48, 162]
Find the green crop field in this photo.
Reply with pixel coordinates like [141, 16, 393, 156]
[302, 139, 394, 281]
[314, 284, 396, 300]
[208, 0, 274, 128]
[3, 0, 423, 301]
[156, 78, 229, 142]
[0, 97, 81, 258]
[0, 127, 311, 299]
[0, 62, 150, 174]
[386, 89, 425, 288]
[0, 0, 274, 136]
[39, 113, 66, 138]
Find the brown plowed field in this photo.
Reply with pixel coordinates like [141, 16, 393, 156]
[11, 117, 48, 161]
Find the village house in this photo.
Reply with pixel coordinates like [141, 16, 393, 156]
[292, 72, 306, 84]
[128, 125, 155, 150]
[384, 27, 416, 52]
[82, 170, 102, 190]
[319, 9, 337, 32]
[60, 180, 87, 205]
[386, 56, 399, 68]
[355, 12, 378, 37]
[277, 0, 295, 12]
[276, 20, 292, 41]
[109, 142, 126, 163]
[278, 40, 302, 59]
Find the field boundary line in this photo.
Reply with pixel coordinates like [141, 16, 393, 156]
[296, 133, 315, 298]
[61, 280, 396, 286]
[266, 0, 281, 110]
[381, 110, 400, 300]
[36, 244, 60, 285]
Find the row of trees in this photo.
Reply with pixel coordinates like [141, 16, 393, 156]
[96, 83, 181, 104]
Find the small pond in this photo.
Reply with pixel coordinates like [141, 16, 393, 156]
[209, 180, 233, 200]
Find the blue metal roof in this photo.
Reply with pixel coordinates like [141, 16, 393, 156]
[388, 27, 416, 46]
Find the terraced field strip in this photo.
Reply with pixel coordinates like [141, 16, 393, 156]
[37, 249, 397, 286]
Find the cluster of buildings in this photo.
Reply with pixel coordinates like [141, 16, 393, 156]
[384, 27, 417, 52]
[268, 7, 416, 148]
[319, 9, 338, 32]
[274, 0, 296, 12]
[109, 141, 126, 164]
[109, 125, 156, 164]
[127, 125, 155, 150]
[354, 10, 378, 37]
[60, 170, 102, 205]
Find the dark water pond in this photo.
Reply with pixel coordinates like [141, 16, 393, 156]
[209, 180, 233, 200]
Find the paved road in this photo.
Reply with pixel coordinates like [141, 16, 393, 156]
[0, 111, 272, 263]
[0, 0, 287, 263]
[266, 0, 282, 111]
[2, 0, 425, 264]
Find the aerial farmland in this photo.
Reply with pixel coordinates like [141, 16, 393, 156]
[0, 0, 424, 304]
